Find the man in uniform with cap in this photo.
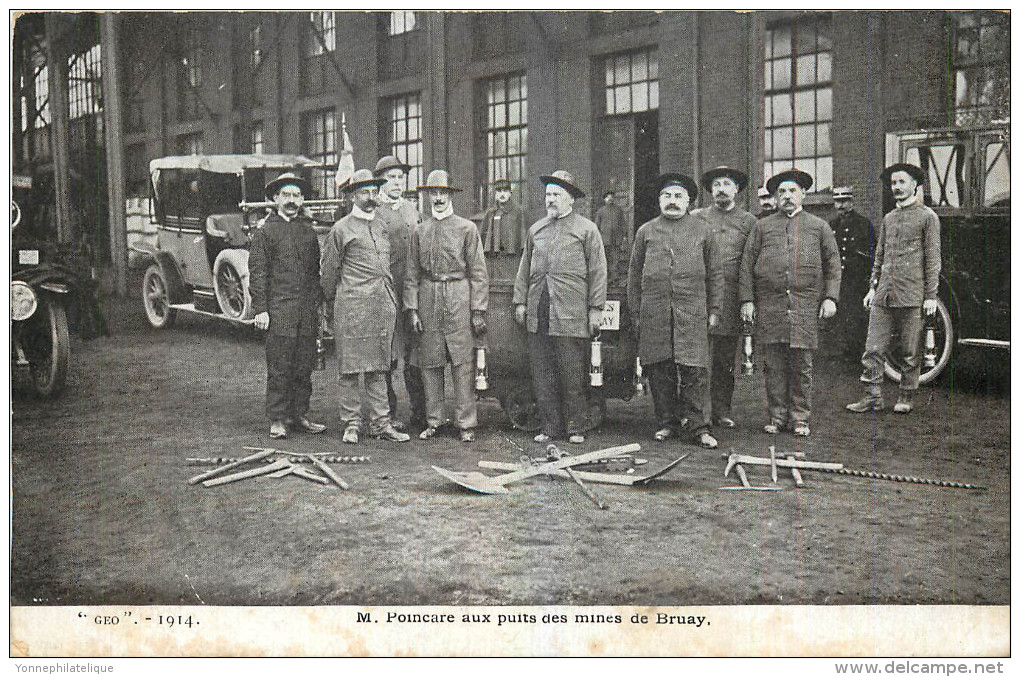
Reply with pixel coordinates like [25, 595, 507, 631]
[249, 172, 328, 440]
[373, 154, 426, 430]
[757, 186, 777, 218]
[479, 178, 526, 257]
[405, 170, 490, 443]
[692, 166, 757, 430]
[594, 187, 630, 290]
[514, 170, 608, 445]
[846, 163, 941, 415]
[629, 173, 724, 448]
[740, 169, 841, 437]
[828, 185, 876, 356]
[320, 169, 411, 444]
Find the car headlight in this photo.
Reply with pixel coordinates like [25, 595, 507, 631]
[11, 281, 38, 321]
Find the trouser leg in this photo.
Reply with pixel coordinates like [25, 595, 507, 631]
[678, 364, 711, 434]
[710, 334, 739, 420]
[404, 357, 426, 425]
[338, 372, 362, 428]
[365, 370, 391, 435]
[386, 360, 399, 422]
[529, 332, 564, 436]
[451, 360, 478, 430]
[761, 342, 790, 425]
[422, 366, 447, 429]
[289, 334, 316, 420]
[860, 304, 894, 386]
[789, 348, 813, 424]
[552, 336, 588, 436]
[646, 360, 680, 428]
[265, 333, 295, 422]
[896, 307, 924, 391]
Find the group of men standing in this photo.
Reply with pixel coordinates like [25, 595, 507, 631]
[248, 153, 941, 451]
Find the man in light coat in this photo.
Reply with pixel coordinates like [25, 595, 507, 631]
[320, 169, 411, 444]
[405, 170, 489, 443]
[514, 170, 607, 445]
[629, 173, 724, 448]
[740, 169, 841, 438]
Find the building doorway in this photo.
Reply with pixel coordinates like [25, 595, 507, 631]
[592, 110, 659, 233]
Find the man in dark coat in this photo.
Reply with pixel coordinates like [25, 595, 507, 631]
[373, 154, 426, 430]
[514, 170, 608, 445]
[594, 189, 630, 291]
[757, 186, 777, 218]
[248, 172, 327, 440]
[846, 163, 941, 415]
[692, 166, 756, 430]
[739, 169, 841, 438]
[828, 185, 876, 357]
[479, 178, 526, 256]
[629, 173, 724, 448]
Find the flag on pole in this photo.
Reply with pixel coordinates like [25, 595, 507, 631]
[335, 112, 355, 190]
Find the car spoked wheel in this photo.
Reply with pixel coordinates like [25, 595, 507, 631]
[500, 384, 542, 432]
[884, 298, 953, 385]
[19, 300, 70, 398]
[143, 263, 177, 329]
[213, 249, 253, 321]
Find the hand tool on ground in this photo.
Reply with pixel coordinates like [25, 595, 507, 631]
[432, 443, 639, 495]
[769, 446, 778, 484]
[266, 463, 331, 484]
[202, 459, 291, 487]
[304, 453, 350, 490]
[719, 461, 783, 492]
[724, 453, 844, 476]
[186, 455, 370, 466]
[546, 445, 608, 510]
[787, 454, 805, 487]
[735, 464, 750, 488]
[188, 448, 276, 485]
[478, 451, 690, 486]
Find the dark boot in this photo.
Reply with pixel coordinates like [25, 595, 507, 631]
[846, 385, 884, 413]
[893, 389, 914, 414]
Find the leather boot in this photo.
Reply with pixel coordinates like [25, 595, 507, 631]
[893, 389, 914, 414]
[846, 385, 884, 413]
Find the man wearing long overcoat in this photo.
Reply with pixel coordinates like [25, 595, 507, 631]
[828, 185, 876, 356]
[479, 178, 525, 256]
[692, 166, 756, 430]
[373, 154, 426, 429]
[629, 173, 724, 449]
[405, 170, 489, 443]
[595, 189, 630, 291]
[514, 170, 607, 445]
[248, 172, 327, 440]
[740, 169, 841, 437]
[320, 169, 411, 444]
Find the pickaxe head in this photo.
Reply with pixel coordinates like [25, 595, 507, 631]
[724, 453, 738, 477]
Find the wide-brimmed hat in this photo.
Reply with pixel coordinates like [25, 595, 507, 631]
[493, 178, 513, 191]
[701, 166, 748, 192]
[881, 163, 925, 186]
[342, 168, 387, 193]
[833, 185, 855, 201]
[265, 172, 312, 199]
[539, 170, 585, 199]
[419, 169, 462, 192]
[766, 168, 813, 194]
[656, 172, 698, 198]
[373, 155, 411, 176]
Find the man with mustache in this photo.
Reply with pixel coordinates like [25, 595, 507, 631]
[405, 170, 489, 443]
[739, 169, 841, 438]
[846, 163, 941, 415]
[757, 186, 777, 218]
[828, 185, 876, 357]
[320, 169, 411, 444]
[373, 155, 426, 431]
[479, 178, 525, 256]
[249, 172, 328, 440]
[692, 166, 756, 430]
[629, 173, 724, 448]
[514, 170, 607, 445]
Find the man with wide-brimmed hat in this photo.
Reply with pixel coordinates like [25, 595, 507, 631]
[514, 170, 607, 445]
[320, 169, 411, 444]
[846, 163, 940, 415]
[594, 183, 629, 291]
[479, 178, 526, 257]
[692, 166, 756, 430]
[828, 185, 876, 356]
[248, 172, 327, 440]
[405, 170, 489, 443]
[739, 168, 841, 438]
[373, 154, 426, 431]
[629, 172, 724, 448]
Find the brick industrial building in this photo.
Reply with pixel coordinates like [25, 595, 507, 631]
[11, 11, 1009, 293]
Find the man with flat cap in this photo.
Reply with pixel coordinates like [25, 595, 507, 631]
[594, 186, 630, 291]
[248, 172, 328, 440]
[373, 154, 426, 430]
[692, 166, 757, 430]
[739, 169, 841, 438]
[320, 169, 411, 444]
[629, 173, 724, 448]
[479, 178, 526, 257]
[514, 170, 608, 445]
[846, 163, 940, 415]
[405, 170, 489, 443]
[829, 185, 876, 356]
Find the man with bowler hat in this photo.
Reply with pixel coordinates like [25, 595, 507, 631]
[479, 178, 526, 256]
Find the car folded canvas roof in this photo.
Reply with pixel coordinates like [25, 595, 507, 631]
[148, 154, 319, 174]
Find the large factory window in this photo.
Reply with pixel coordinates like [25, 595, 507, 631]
[301, 108, 338, 199]
[382, 93, 424, 192]
[951, 11, 1010, 126]
[481, 73, 528, 202]
[602, 48, 659, 116]
[301, 12, 336, 95]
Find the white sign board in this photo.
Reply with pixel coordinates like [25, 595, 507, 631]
[18, 249, 40, 266]
[601, 300, 620, 331]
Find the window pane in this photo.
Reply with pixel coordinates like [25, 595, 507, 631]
[633, 53, 648, 81]
[509, 101, 520, 126]
[615, 87, 630, 114]
[614, 57, 629, 86]
[817, 122, 831, 155]
[649, 54, 658, 80]
[606, 89, 615, 114]
[983, 142, 1010, 207]
[772, 59, 791, 89]
[773, 126, 793, 160]
[649, 81, 659, 109]
[794, 124, 816, 156]
[764, 131, 772, 158]
[795, 21, 817, 55]
[815, 156, 832, 191]
[816, 88, 832, 120]
[796, 54, 817, 86]
[633, 83, 649, 111]
[764, 96, 773, 125]
[772, 93, 793, 125]
[772, 25, 792, 57]
[794, 90, 816, 122]
[494, 105, 506, 128]
[605, 62, 614, 87]
[817, 52, 832, 83]
[509, 76, 521, 100]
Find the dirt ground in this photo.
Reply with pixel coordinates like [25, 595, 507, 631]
[10, 277, 1010, 607]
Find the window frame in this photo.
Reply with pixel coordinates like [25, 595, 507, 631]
[383, 93, 424, 192]
[481, 72, 528, 203]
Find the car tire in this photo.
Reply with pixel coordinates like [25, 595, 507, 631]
[21, 300, 70, 398]
[142, 263, 177, 329]
[499, 384, 542, 432]
[884, 297, 953, 385]
[213, 249, 253, 322]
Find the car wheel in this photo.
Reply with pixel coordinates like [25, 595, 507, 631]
[884, 298, 953, 385]
[213, 249, 253, 321]
[499, 384, 542, 432]
[20, 300, 70, 398]
[142, 263, 177, 329]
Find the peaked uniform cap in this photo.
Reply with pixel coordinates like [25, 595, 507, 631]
[833, 185, 855, 200]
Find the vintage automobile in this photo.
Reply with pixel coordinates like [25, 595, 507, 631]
[880, 123, 1010, 383]
[135, 154, 342, 328]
